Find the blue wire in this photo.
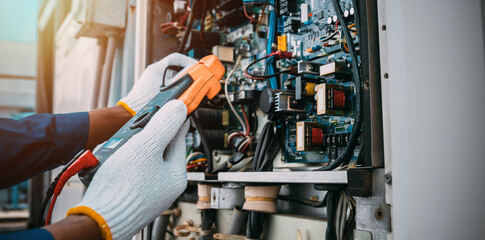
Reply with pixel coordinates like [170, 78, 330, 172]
[266, 5, 277, 89]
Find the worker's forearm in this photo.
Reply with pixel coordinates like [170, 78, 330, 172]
[43, 215, 102, 240]
[86, 105, 132, 150]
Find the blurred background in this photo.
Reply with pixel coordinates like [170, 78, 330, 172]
[0, 0, 40, 232]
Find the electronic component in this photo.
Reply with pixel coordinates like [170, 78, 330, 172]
[296, 121, 324, 151]
[212, 45, 234, 63]
[278, 35, 288, 52]
[259, 88, 305, 114]
[316, 83, 348, 115]
[320, 61, 351, 79]
[323, 132, 350, 148]
[297, 61, 323, 75]
[284, 19, 301, 34]
[280, 0, 298, 15]
[301, 4, 309, 23]
[229, 90, 260, 104]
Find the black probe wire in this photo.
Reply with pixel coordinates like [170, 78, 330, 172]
[177, 0, 199, 53]
[37, 150, 84, 227]
[191, 116, 213, 174]
[316, 0, 363, 171]
[245, 55, 291, 80]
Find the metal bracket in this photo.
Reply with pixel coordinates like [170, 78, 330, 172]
[210, 187, 245, 209]
[297, 61, 323, 75]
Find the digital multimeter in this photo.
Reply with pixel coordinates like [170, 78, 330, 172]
[79, 55, 225, 186]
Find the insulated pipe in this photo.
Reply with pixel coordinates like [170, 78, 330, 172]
[97, 35, 118, 108]
[151, 214, 170, 240]
[91, 38, 107, 109]
[228, 206, 248, 235]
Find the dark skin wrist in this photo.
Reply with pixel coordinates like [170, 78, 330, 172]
[85, 105, 133, 150]
[41, 107, 132, 239]
[43, 215, 102, 240]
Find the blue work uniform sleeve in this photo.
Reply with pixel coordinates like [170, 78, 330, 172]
[0, 228, 54, 240]
[0, 112, 89, 189]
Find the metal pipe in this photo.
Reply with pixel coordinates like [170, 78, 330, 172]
[228, 206, 248, 235]
[151, 214, 170, 240]
[91, 38, 107, 109]
[97, 35, 118, 108]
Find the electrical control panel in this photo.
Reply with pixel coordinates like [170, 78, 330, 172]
[150, 0, 377, 238]
[158, 0, 363, 171]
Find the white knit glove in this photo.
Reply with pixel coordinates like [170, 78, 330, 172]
[117, 53, 197, 115]
[67, 100, 189, 240]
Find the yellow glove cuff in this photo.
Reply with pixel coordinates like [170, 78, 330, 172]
[67, 206, 112, 240]
[117, 101, 136, 116]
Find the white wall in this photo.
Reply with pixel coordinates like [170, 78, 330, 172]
[0, 41, 36, 115]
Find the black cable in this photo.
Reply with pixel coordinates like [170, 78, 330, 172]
[325, 191, 339, 240]
[191, 116, 213, 174]
[37, 150, 84, 227]
[319, 30, 339, 42]
[246, 211, 266, 239]
[257, 127, 281, 171]
[316, 0, 362, 171]
[249, 105, 259, 137]
[177, 0, 199, 53]
[201, 209, 217, 240]
[311, 193, 328, 208]
[245, 55, 290, 80]
[252, 122, 270, 170]
[354, 139, 365, 166]
[277, 195, 320, 206]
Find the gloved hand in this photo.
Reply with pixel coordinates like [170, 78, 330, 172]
[67, 100, 189, 240]
[117, 53, 197, 115]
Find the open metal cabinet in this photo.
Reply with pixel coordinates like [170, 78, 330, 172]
[140, 0, 392, 239]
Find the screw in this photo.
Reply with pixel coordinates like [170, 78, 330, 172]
[384, 173, 392, 184]
[381, 25, 387, 31]
[375, 208, 384, 220]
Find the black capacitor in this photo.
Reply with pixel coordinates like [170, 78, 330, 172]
[259, 88, 276, 114]
[194, 108, 225, 129]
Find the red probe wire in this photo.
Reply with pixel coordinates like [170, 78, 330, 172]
[44, 150, 99, 225]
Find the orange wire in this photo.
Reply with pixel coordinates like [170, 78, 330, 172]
[243, 5, 258, 23]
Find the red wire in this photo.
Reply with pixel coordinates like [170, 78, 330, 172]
[228, 132, 246, 146]
[335, 20, 340, 31]
[44, 150, 99, 226]
[241, 107, 250, 136]
[240, 140, 251, 152]
[186, 163, 207, 170]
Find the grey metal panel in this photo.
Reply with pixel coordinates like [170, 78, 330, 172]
[218, 171, 347, 184]
[383, 0, 485, 239]
[187, 172, 207, 182]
